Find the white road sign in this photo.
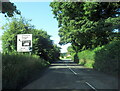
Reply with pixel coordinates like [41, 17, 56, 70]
[17, 34, 32, 52]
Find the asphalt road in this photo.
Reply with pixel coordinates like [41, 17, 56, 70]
[22, 60, 119, 90]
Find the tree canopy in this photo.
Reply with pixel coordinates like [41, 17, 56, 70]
[0, 1, 20, 17]
[50, 2, 120, 50]
[50, 2, 120, 62]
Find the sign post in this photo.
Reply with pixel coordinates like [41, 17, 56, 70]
[17, 34, 32, 53]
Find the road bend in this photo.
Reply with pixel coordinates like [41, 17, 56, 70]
[22, 60, 118, 90]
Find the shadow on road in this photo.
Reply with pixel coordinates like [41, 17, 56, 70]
[22, 59, 118, 90]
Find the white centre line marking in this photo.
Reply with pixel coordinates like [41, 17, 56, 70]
[65, 63, 77, 75]
[85, 82, 97, 91]
[64, 61, 97, 91]
[69, 67, 77, 75]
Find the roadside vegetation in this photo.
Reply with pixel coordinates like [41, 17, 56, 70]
[1, 5, 60, 89]
[2, 17, 60, 63]
[2, 54, 49, 89]
[93, 40, 120, 74]
[1, 1, 120, 89]
[60, 52, 71, 60]
[77, 40, 120, 75]
[50, 2, 120, 75]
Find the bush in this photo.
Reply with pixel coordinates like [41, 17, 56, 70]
[2, 54, 49, 89]
[78, 40, 120, 75]
[93, 41, 120, 74]
[78, 47, 102, 68]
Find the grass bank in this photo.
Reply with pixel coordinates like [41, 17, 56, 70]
[78, 41, 119, 75]
[78, 47, 102, 68]
[2, 54, 49, 89]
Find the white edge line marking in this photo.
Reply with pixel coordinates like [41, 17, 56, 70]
[85, 82, 97, 91]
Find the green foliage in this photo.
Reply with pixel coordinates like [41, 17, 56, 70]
[71, 52, 76, 61]
[50, 2, 120, 64]
[50, 2, 120, 50]
[67, 45, 80, 62]
[1, 2, 21, 17]
[2, 54, 49, 89]
[48, 44, 61, 62]
[2, 17, 60, 62]
[73, 53, 79, 63]
[1, 16, 60, 89]
[66, 56, 71, 59]
[2, 17, 34, 54]
[78, 40, 120, 74]
[31, 29, 56, 62]
[60, 53, 67, 58]
[60, 52, 72, 60]
[78, 50, 94, 61]
[67, 45, 75, 55]
[78, 47, 102, 68]
[83, 2, 120, 21]
[93, 41, 120, 74]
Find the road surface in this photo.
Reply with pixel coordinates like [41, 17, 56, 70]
[22, 60, 119, 90]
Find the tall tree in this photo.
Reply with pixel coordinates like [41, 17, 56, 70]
[50, 2, 120, 48]
[50, 2, 120, 62]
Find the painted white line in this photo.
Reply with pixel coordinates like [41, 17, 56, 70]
[85, 82, 97, 91]
[65, 63, 77, 75]
[64, 61, 97, 91]
[69, 67, 77, 75]
[66, 64, 77, 75]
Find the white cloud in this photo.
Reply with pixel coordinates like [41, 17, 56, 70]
[60, 43, 71, 53]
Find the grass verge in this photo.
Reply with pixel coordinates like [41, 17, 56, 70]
[2, 54, 49, 89]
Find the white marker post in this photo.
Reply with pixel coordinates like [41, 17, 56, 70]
[17, 34, 32, 54]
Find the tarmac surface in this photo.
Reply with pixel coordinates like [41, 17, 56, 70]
[22, 60, 119, 90]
